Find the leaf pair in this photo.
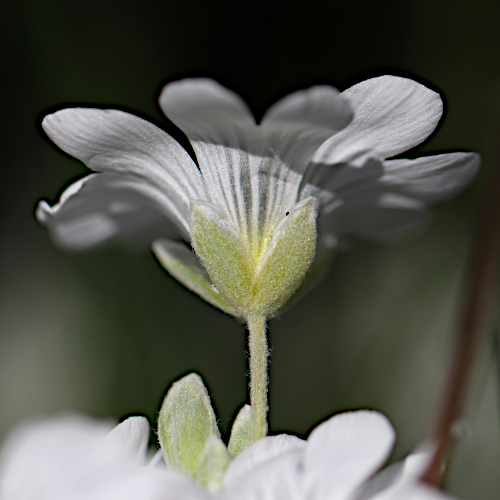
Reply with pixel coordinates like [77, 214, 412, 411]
[158, 374, 252, 492]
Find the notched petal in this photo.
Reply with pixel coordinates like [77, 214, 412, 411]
[314, 75, 443, 165]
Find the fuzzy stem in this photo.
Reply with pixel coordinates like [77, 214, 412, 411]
[247, 314, 269, 441]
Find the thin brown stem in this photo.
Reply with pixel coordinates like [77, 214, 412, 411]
[422, 156, 500, 486]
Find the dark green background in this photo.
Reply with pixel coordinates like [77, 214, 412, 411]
[1, 0, 499, 497]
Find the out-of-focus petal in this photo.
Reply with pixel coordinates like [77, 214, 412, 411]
[319, 192, 428, 241]
[313, 76, 443, 166]
[223, 434, 305, 488]
[106, 416, 150, 467]
[303, 411, 395, 499]
[382, 152, 480, 202]
[0, 414, 211, 500]
[86, 467, 211, 500]
[159, 78, 255, 151]
[117, 468, 213, 500]
[37, 173, 185, 250]
[304, 159, 429, 241]
[222, 450, 303, 500]
[0, 414, 114, 500]
[372, 482, 459, 500]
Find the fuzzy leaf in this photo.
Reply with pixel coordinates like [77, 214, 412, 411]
[228, 405, 252, 457]
[158, 373, 219, 476]
[196, 435, 231, 492]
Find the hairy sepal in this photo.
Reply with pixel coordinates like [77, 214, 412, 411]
[196, 435, 231, 492]
[158, 373, 220, 476]
[191, 201, 252, 316]
[228, 404, 252, 457]
[251, 197, 317, 317]
[152, 239, 239, 318]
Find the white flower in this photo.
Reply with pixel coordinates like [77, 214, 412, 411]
[221, 410, 457, 500]
[0, 414, 206, 500]
[0, 410, 459, 500]
[37, 76, 479, 318]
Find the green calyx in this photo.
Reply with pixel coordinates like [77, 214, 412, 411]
[191, 197, 318, 320]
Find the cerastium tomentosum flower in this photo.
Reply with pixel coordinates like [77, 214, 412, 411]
[37, 75, 480, 442]
[0, 400, 462, 500]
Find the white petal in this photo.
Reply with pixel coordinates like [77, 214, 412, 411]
[260, 85, 353, 227]
[306, 159, 429, 240]
[159, 78, 256, 149]
[159, 78, 257, 230]
[262, 85, 352, 134]
[222, 450, 303, 500]
[106, 416, 150, 467]
[303, 410, 395, 499]
[359, 445, 435, 499]
[106, 468, 212, 500]
[71, 466, 210, 500]
[300, 159, 385, 214]
[313, 76, 443, 165]
[42, 107, 205, 227]
[372, 482, 460, 500]
[0, 414, 114, 500]
[0, 414, 210, 500]
[319, 192, 428, 241]
[159, 79, 351, 241]
[223, 434, 305, 488]
[149, 448, 168, 469]
[382, 152, 480, 201]
[37, 173, 186, 251]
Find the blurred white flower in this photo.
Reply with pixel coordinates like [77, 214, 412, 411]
[0, 410, 459, 500]
[37, 76, 479, 318]
[0, 414, 202, 500]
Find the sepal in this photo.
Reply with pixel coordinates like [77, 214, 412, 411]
[251, 197, 317, 317]
[158, 373, 219, 476]
[195, 435, 231, 492]
[190, 201, 252, 316]
[152, 239, 239, 318]
[228, 405, 252, 457]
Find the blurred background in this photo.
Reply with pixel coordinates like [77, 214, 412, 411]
[1, 0, 499, 497]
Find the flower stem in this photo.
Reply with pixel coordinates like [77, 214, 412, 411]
[422, 150, 500, 487]
[247, 313, 268, 441]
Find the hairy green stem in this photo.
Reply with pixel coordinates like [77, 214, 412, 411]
[247, 314, 268, 441]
